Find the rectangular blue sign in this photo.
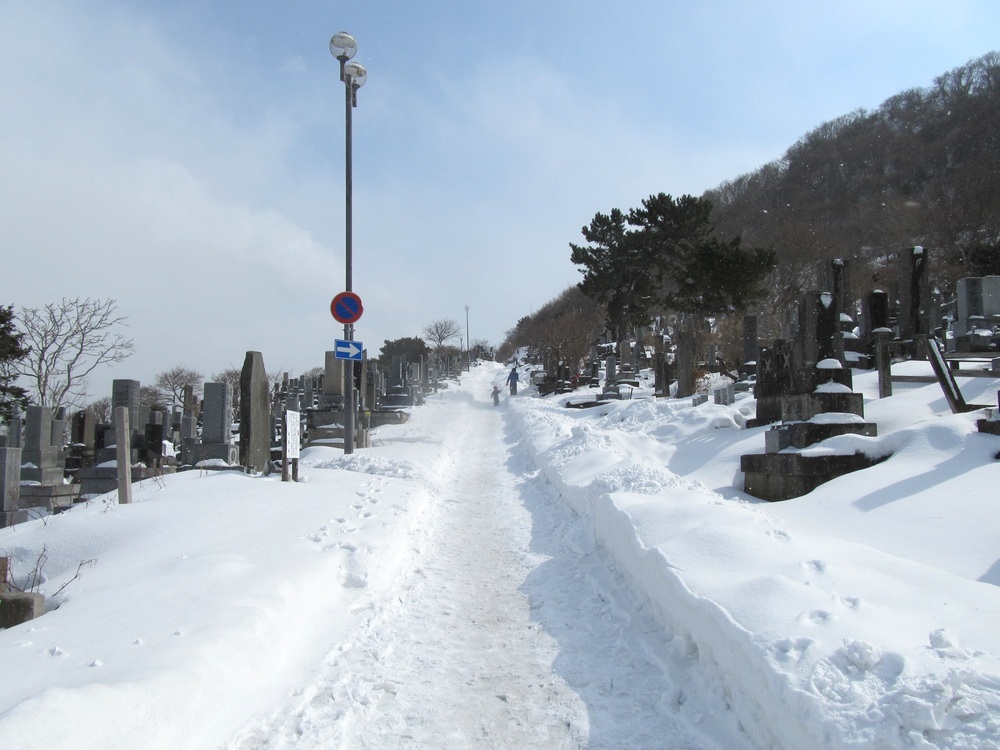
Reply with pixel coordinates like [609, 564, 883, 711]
[334, 339, 364, 361]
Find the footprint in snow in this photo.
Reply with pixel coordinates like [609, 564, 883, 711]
[799, 609, 834, 625]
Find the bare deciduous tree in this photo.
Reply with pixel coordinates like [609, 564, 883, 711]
[139, 385, 165, 409]
[86, 396, 112, 424]
[154, 367, 204, 408]
[211, 367, 243, 422]
[14, 298, 134, 410]
[421, 319, 462, 351]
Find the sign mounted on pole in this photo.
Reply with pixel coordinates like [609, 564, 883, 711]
[285, 411, 300, 460]
[334, 338, 364, 361]
[330, 291, 364, 324]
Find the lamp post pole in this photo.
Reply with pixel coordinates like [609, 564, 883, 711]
[330, 32, 367, 454]
[465, 305, 470, 368]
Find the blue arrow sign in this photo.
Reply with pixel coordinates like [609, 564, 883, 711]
[334, 339, 364, 361]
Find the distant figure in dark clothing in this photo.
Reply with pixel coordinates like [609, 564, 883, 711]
[506, 367, 519, 395]
[492, 386, 501, 406]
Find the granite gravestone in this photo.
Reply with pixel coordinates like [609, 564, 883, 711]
[240, 352, 271, 473]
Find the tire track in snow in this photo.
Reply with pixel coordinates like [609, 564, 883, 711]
[228, 394, 731, 749]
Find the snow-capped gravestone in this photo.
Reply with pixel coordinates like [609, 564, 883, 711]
[240, 352, 271, 473]
[17, 406, 76, 516]
[860, 289, 894, 353]
[898, 245, 936, 341]
[187, 382, 238, 467]
[742, 291, 883, 502]
[20, 406, 64, 486]
[954, 275, 1000, 352]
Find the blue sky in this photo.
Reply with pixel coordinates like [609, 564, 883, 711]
[2, 1, 999, 401]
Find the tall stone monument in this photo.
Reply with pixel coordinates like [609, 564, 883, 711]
[240, 352, 271, 473]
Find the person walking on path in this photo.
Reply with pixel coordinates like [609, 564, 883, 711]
[491, 386, 501, 406]
[506, 367, 519, 395]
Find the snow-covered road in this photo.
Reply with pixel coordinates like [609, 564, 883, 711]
[228, 389, 740, 749]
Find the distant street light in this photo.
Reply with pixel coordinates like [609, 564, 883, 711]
[330, 32, 367, 454]
[465, 305, 470, 368]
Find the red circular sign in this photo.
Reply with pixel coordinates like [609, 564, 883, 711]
[331, 291, 364, 324]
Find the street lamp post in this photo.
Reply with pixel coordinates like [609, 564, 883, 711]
[465, 305, 470, 368]
[330, 32, 367, 454]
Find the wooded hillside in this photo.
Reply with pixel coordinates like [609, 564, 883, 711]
[705, 51, 1000, 338]
[501, 52, 1000, 366]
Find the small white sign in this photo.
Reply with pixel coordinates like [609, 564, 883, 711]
[285, 410, 301, 459]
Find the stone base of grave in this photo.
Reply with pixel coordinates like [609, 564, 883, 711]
[765, 422, 878, 452]
[19, 465, 65, 485]
[0, 591, 46, 629]
[76, 467, 120, 497]
[747, 395, 785, 428]
[365, 410, 410, 427]
[978, 419, 1000, 436]
[306, 426, 344, 448]
[564, 400, 603, 409]
[780, 392, 865, 421]
[306, 427, 369, 449]
[186, 443, 239, 467]
[741, 452, 887, 502]
[75, 465, 172, 498]
[19, 483, 81, 512]
[1, 508, 51, 528]
[750, 369, 856, 427]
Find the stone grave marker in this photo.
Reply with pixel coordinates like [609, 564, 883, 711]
[240, 352, 271, 473]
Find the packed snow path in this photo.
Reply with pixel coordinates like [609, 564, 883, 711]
[229, 390, 743, 749]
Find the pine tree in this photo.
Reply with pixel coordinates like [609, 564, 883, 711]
[0, 305, 30, 424]
[570, 193, 776, 338]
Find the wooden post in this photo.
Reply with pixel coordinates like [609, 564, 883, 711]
[114, 406, 132, 504]
[281, 421, 290, 482]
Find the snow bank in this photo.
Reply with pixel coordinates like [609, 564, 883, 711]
[507, 366, 1000, 749]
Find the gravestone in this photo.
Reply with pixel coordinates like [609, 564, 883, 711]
[240, 352, 271, 473]
[7, 406, 22, 448]
[144, 423, 165, 465]
[202, 382, 232, 444]
[898, 246, 931, 340]
[319, 351, 345, 410]
[861, 289, 892, 348]
[65, 409, 98, 479]
[653, 351, 671, 397]
[16, 406, 71, 517]
[957, 277, 984, 334]
[796, 291, 842, 369]
[955, 276, 1000, 352]
[1, 446, 22, 524]
[712, 383, 735, 405]
[112, 380, 141, 436]
[21, 406, 63, 485]
[673, 316, 697, 398]
[189, 382, 238, 466]
[303, 376, 314, 410]
[742, 288, 881, 501]
[71, 410, 97, 451]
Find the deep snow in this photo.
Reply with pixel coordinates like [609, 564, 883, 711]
[2, 360, 1000, 748]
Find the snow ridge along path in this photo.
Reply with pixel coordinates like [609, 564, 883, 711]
[229, 377, 744, 749]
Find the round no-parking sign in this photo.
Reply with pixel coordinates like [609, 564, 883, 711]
[331, 291, 364, 324]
